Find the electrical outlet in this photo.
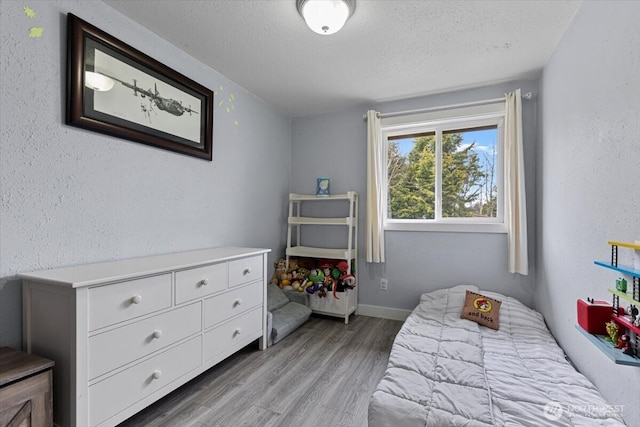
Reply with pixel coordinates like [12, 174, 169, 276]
[380, 278, 388, 290]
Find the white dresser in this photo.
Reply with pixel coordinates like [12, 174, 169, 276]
[20, 247, 270, 427]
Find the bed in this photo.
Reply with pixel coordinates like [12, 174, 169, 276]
[368, 285, 625, 426]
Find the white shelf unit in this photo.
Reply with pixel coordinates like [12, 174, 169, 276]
[286, 191, 358, 323]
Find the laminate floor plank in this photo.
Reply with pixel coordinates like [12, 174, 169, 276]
[119, 315, 403, 427]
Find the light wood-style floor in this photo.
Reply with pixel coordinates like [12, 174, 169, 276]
[119, 314, 403, 427]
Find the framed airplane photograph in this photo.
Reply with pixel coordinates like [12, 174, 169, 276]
[66, 14, 213, 161]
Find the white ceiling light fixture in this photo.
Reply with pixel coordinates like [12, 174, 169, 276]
[296, 0, 355, 35]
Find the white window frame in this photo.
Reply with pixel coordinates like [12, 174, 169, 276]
[381, 103, 507, 233]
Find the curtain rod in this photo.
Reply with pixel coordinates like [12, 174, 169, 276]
[363, 91, 532, 120]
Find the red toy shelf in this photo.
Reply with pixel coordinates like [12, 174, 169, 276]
[612, 314, 640, 336]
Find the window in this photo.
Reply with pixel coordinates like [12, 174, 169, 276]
[381, 103, 506, 232]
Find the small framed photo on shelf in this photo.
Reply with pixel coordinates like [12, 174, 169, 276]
[316, 177, 330, 197]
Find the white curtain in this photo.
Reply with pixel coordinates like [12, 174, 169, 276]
[365, 110, 385, 263]
[504, 89, 528, 275]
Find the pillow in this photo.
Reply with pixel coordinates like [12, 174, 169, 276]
[461, 290, 502, 330]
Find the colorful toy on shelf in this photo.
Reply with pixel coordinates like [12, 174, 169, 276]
[273, 256, 357, 302]
[619, 335, 634, 355]
[305, 268, 324, 295]
[616, 277, 628, 293]
[270, 258, 287, 286]
[320, 262, 335, 291]
[336, 260, 348, 275]
[279, 272, 292, 289]
[287, 258, 301, 272]
[605, 321, 620, 345]
[290, 267, 309, 292]
[323, 275, 335, 292]
[577, 298, 614, 335]
[339, 274, 356, 289]
[333, 259, 356, 298]
[317, 285, 328, 298]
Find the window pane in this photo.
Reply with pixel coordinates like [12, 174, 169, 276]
[387, 133, 436, 219]
[441, 127, 498, 218]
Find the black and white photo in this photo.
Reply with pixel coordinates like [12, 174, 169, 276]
[66, 14, 213, 160]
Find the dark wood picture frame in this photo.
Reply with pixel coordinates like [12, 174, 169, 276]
[66, 14, 213, 161]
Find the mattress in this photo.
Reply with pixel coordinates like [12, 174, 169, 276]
[368, 285, 625, 426]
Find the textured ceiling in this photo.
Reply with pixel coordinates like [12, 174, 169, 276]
[104, 0, 582, 118]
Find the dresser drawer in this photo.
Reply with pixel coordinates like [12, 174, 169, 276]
[175, 262, 227, 304]
[203, 281, 263, 329]
[228, 256, 263, 288]
[203, 307, 262, 361]
[88, 274, 172, 331]
[88, 302, 201, 380]
[89, 336, 201, 427]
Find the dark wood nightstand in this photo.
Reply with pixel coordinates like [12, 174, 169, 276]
[0, 347, 54, 427]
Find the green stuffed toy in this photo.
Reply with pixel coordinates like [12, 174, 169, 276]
[305, 268, 324, 294]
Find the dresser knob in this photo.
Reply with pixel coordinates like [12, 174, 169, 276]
[200, 278, 209, 287]
[152, 330, 163, 339]
[243, 268, 251, 275]
[152, 370, 162, 380]
[233, 299, 242, 307]
[131, 295, 142, 304]
[233, 328, 241, 336]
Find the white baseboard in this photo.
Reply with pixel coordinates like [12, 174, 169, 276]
[357, 304, 411, 321]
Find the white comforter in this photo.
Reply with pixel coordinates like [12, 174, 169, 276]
[368, 285, 625, 426]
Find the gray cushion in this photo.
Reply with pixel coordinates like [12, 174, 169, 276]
[267, 283, 289, 312]
[271, 302, 312, 344]
[283, 289, 310, 306]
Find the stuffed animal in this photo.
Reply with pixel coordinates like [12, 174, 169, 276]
[320, 262, 335, 293]
[336, 260, 349, 275]
[287, 258, 300, 272]
[279, 272, 292, 289]
[305, 268, 324, 294]
[270, 258, 287, 286]
[338, 273, 356, 289]
[324, 275, 335, 292]
[317, 284, 328, 298]
[290, 267, 310, 292]
[331, 261, 356, 298]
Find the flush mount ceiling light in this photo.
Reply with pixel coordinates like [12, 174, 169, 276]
[296, 0, 355, 35]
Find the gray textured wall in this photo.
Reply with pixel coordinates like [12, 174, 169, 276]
[537, 2, 640, 426]
[0, 1, 291, 348]
[291, 80, 538, 312]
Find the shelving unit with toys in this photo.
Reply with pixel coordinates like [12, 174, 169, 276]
[577, 240, 640, 366]
[285, 192, 358, 324]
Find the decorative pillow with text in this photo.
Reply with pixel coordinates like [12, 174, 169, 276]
[461, 290, 501, 330]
